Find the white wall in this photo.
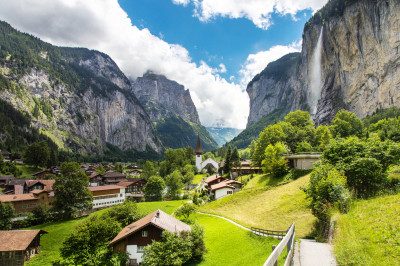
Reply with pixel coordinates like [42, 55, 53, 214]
[215, 187, 233, 200]
[92, 188, 125, 209]
[126, 244, 144, 264]
[201, 158, 219, 170]
[196, 155, 202, 172]
[294, 158, 318, 170]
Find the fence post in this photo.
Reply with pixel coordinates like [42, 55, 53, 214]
[272, 245, 278, 266]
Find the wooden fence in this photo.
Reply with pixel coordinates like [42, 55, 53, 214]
[250, 227, 287, 240]
[263, 223, 296, 266]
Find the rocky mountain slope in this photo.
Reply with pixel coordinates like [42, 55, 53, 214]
[0, 21, 161, 156]
[237, 0, 400, 148]
[131, 72, 218, 150]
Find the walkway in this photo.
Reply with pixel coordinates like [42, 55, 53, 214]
[196, 211, 251, 231]
[294, 239, 337, 266]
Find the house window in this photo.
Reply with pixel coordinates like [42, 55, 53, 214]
[142, 230, 148, 237]
[227, 191, 233, 195]
[137, 245, 146, 253]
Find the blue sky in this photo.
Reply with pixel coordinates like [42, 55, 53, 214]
[0, 0, 328, 128]
[119, 0, 313, 82]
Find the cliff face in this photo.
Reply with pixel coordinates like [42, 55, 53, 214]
[131, 72, 200, 124]
[0, 22, 161, 154]
[246, 0, 400, 127]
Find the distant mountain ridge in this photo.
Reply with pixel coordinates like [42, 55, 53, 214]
[206, 127, 242, 146]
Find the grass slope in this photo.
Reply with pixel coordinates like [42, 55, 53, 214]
[333, 193, 400, 265]
[191, 213, 284, 266]
[199, 175, 315, 238]
[26, 200, 185, 265]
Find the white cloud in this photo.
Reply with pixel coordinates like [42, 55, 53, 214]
[239, 41, 301, 88]
[0, 0, 248, 128]
[173, 0, 327, 30]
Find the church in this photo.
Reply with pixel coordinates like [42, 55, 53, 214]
[194, 136, 219, 173]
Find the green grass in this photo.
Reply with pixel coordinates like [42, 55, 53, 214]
[199, 175, 315, 238]
[193, 174, 207, 185]
[191, 213, 285, 266]
[242, 173, 287, 190]
[16, 164, 43, 178]
[333, 193, 400, 265]
[25, 200, 185, 265]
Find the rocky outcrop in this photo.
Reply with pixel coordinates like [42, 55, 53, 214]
[246, 0, 400, 126]
[131, 72, 200, 124]
[0, 22, 161, 154]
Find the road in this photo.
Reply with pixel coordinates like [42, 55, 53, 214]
[294, 239, 337, 266]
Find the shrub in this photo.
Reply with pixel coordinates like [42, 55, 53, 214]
[0, 202, 14, 230]
[101, 200, 143, 227]
[262, 142, 289, 177]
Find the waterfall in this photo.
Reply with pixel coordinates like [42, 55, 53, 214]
[309, 27, 324, 115]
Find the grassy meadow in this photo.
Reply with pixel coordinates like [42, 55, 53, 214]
[199, 174, 315, 238]
[191, 213, 285, 266]
[193, 174, 207, 185]
[16, 164, 42, 178]
[25, 200, 186, 265]
[333, 193, 400, 265]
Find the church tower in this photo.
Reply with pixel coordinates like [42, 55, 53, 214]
[194, 135, 203, 172]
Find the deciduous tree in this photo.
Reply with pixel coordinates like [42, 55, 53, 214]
[143, 176, 165, 201]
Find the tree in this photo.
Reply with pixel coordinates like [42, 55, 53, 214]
[174, 203, 196, 220]
[330, 110, 363, 138]
[231, 147, 241, 175]
[0, 152, 4, 168]
[223, 146, 232, 175]
[141, 161, 157, 179]
[96, 164, 105, 175]
[24, 141, 50, 168]
[114, 162, 122, 173]
[60, 215, 122, 265]
[47, 149, 58, 168]
[251, 123, 285, 166]
[165, 170, 184, 199]
[314, 125, 332, 151]
[53, 162, 93, 219]
[295, 141, 313, 153]
[261, 142, 289, 177]
[30, 204, 51, 225]
[0, 202, 14, 230]
[203, 152, 216, 161]
[101, 200, 143, 227]
[143, 176, 165, 201]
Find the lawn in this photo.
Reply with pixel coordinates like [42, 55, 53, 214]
[193, 174, 207, 185]
[333, 193, 400, 265]
[191, 213, 285, 266]
[242, 173, 287, 190]
[26, 200, 185, 265]
[199, 175, 315, 238]
[16, 164, 43, 178]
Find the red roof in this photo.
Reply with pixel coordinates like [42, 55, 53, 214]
[109, 209, 191, 246]
[0, 230, 47, 251]
[210, 180, 242, 191]
[25, 180, 55, 191]
[0, 193, 38, 202]
[205, 175, 226, 184]
[88, 185, 123, 192]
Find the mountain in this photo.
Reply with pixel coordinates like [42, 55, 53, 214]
[0, 21, 161, 157]
[205, 127, 243, 146]
[233, 0, 400, 149]
[131, 72, 218, 151]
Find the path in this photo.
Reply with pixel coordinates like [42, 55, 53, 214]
[294, 239, 336, 266]
[196, 211, 251, 231]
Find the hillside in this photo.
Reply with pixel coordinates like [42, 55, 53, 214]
[333, 193, 400, 265]
[205, 127, 242, 146]
[0, 21, 161, 158]
[199, 174, 316, 238]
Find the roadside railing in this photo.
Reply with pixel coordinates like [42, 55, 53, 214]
[263, 223, 295, 266]
[251, 227, 287, 240]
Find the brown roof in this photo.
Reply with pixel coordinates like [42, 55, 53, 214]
[25, 180, 55, 191]
[116, 181, 136, 187]
[103, 171, 126, 178]
[205, 175, 226, 184]
[30, 189, 47, 195]
[0, 193, 38, 203]
[210, 182, 235, 191]
[194, 135, 203, 155]
[89, 173, 100, 179]
[109, 209, 191, 246]
[0, 230, 47, 251]
[88, 185, 123, 192]
[0, 175, 14, 180]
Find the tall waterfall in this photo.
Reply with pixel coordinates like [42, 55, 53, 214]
[309, 27, 324, 115]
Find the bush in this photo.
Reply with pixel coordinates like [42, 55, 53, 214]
[345, 158, 388, 198]
[101, 200, 143, 227]
[0, 202, 14, 230]
[175, 203, 196, 220]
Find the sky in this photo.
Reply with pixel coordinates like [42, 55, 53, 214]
[0, 0, 328, 128]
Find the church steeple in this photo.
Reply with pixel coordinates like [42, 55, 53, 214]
[195, 135, 203, 155]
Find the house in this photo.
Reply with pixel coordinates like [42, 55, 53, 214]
[194, 136, 219, 173]
[204, 175, 227, 188]
[0, 229, 47, 265]
[117, 179, 147, 202]
[0, 190, 55, 213]
[3, 179, 31, 194]
[283, 153, 321, 170]
[209, 180, 243, 200]
[32, 168, 58, 179]
[88, 172, 102, 186]
[102, 171, 128, 185]
[89, 185, 125, 209]
[128, 169, 142, 176]
[109, 209, 191, 265]
[0, 175, 14, 188]
[1, 150, 12, 161]
[232, 159, 261, 176]
[24, 180, 55, 194]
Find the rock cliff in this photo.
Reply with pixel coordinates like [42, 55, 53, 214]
[246, 0, 400, 127]
[0, 22, 161, 155]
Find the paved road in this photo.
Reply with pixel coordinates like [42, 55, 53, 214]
[294, 239, 336, 266]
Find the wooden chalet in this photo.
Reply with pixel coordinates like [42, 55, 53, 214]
[117, 179, 147, 202]
[32, 168, 58, 179]
[1, 150, 12, 160]
[24, 180, 55, 194]
[204, 175, 227, 188]
[0, 190, 55, 213]
[102, 171, 128, 185]
[0, 230, 47, 265]
[109, 209, 191, 265]
[0, 175, 14, 188]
